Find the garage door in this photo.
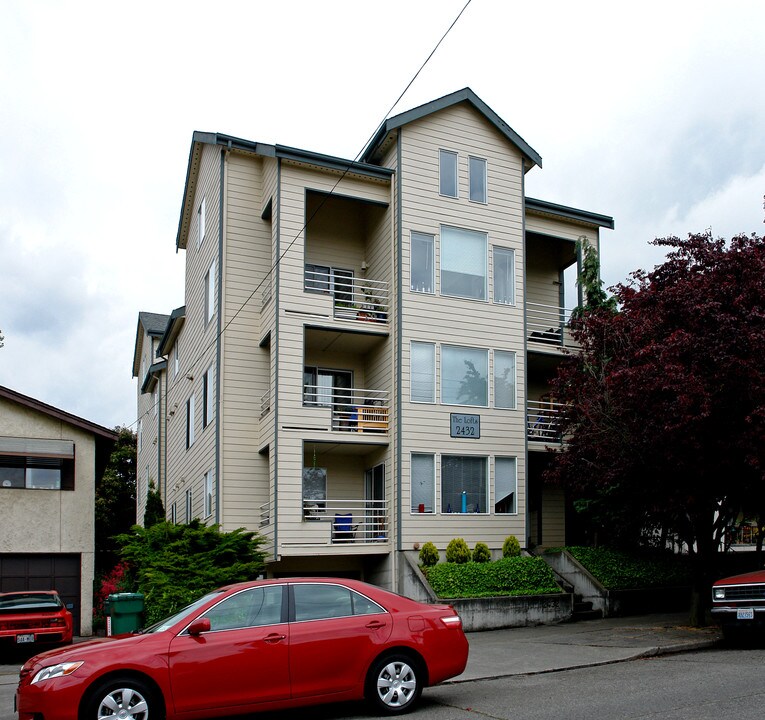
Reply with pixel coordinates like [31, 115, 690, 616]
[0, 554, 81, 635]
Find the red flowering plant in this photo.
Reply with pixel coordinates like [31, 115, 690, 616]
[93, 561, 134, 630]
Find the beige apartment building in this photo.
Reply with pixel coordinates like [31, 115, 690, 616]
[133, 88, 612, 592]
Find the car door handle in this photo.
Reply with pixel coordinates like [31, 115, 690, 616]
[365, 620, 387, 631]
[263, 633, 286, 644]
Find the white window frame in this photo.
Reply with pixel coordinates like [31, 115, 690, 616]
[185, 488, 193, 523]
[410, 453, 436, 514]
[469, 156, 487, 204]
[494, 350, 517, 410]
[440, 225, 488, 301]
[410, 231, 435, 294]
[174, 344, 180, 377]
[204, 470, 213, 518]
[441, 455, 488, 514]
[186, 394, 195, 449]
[493, 246, 515, 306]
[410, 342, 436, 403]
[197, 196, 206, 248]
[494, 457, 517, 514]
[204, 259, 216, 325]
[203, 365, 214, 429]
[170, 501, 177, 524]
[152, 388, 158, 417]
[137, 418, 142, 451]
[441, 345, 489, 407]
[439, 149, 458, 198]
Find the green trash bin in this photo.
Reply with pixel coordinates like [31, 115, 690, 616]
[107, 592, 144, 636]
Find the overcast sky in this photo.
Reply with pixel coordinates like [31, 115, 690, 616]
[1, 0, 763, 430]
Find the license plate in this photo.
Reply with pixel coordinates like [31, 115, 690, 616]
[16, 634, 34, 643]
[737, 608, 755, 620]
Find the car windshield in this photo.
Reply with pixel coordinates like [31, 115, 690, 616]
[0, 593, 62, 613]
[141, 590, 224, 634]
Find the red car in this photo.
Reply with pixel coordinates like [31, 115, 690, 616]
[0, 590, 73, 649]
[16, 578, 468, 720]
[712, 569, 765, 640]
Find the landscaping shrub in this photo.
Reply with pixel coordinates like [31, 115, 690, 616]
[424, 557, 560, 599]
[472, 542, 492, 563]
[445, 538, 471, 564]
[563, 546, 692, 590]
[419, 541, 439, 567]
[502, 535, 521, 558]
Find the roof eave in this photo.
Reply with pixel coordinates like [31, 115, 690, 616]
[526, 197, 615, 230]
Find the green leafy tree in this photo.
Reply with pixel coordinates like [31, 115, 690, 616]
[143, 480, 165, 527]
[115, 520, 266, 623]
[95, 427, 137, 574]
[549, 232, 765, 625]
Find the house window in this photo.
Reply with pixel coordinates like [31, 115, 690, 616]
[441, 455, 487, 513]
[186, 394, 195, 449]
[469, 156, 487, 203]
[152, 388, 158, 417]
[185, 488, 193, 523]
[411, 453, 435, 513]
[204, 259, 216, 324]
[410, 232, 435, 293]
[137, 419, 142, 451]
[495, 457, 517, 514]
[204, 470, 213, 518]
[304, 265, 354, 305]
[439, 149, 458, 198]
[197, 197, 206, 248]
[0, 456, 74, 491]
[303, 367, 352, 408]
[410, 342, 436, 403]
[170, 502, 177, 524]
[203, 366, 213, 429]
[441, 226, 487, 300]
[174, 345, 180, 377]
[493, 247, 515, 305]
[442, 345, 488, 406]
[494, 351, 517, 409]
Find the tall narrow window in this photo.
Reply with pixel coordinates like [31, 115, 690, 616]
[469, 156, 487, 203]
[411, 454, 435, 514]
[152, 388, 158, 417]
[494, 351, 517, 409]
[186, 394, 195, 449]
[185, 488, 193, 523]
[441, 455, 487, 513]
[203, 366, 214, 428]
[204, 259, 216, 324]
[170, 502, 177, 524]
[137, 419, 142, 451]
[493, 247, 515, 305]
[439, 149, 458, 197]
[204, 470, 213, 518]
[495, 457, 517, 514]
[174, 344, 180, 377]
[442, 345, 488, 406]
[410, 342, 436, 403]
[441, 226, 487, 300]
[410, 232, 435, 293]
[197, 197, 206, 248]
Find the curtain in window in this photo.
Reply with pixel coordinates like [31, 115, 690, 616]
[411, 342, 435, 402]
[441, 456, 487, 513]
[411, 454, 435, 513]
[441, 226, 487, 300]
[493, 247, 515, 304]
[495, 457, 517, 514]
[494, 351, 516, 409]
[411, 232, 434, 293]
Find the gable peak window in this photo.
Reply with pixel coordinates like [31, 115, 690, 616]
[439, 149, 458, 198]
[469, 156, 487, 203]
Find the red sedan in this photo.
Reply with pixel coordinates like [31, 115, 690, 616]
[16, 578, 468, 720]
[0, 590, 73, 650]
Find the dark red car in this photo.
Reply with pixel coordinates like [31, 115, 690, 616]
[16, 578, 468, 720]
[0, 590, 73, 650]
[712, 569, 765, 640]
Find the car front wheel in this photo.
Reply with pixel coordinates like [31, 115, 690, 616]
[366, 654, 422, 715]
[83, 676, 162, 720]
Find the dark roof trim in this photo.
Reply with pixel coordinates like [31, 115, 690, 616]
[157, 306, 186, 357]
[274, 144, 393, 180]
[0, 386, 118, 441]
[307, 188, 389, 210]
[361, 88, 543, 169]
[141, 360, 168, 394]
[526, 197, 615, 229]
[132, 312, 170, 378]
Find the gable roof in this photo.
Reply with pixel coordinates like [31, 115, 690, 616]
[132, 311, 170, 378]
[361, 87, 543, 169]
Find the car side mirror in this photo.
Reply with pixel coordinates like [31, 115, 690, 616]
[187, 617, 211, 636]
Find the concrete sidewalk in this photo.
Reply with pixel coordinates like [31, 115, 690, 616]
[455, 613, 722, 682]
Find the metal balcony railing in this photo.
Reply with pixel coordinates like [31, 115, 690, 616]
[303, 385, 389, 434]
[304, 268, 389, 324]
[527, 302, 576, 348]
[527, 399, 564, 443]
[302, 498, 389, 544]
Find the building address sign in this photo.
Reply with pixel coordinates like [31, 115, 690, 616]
[450, 413, 480, 438]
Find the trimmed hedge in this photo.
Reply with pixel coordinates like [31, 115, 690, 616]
[424, 557, 561, 599]
[560, 546, 692, 590]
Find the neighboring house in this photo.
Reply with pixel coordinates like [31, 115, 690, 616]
[0, 385, 117, 636]
[133, 88, 613, 592]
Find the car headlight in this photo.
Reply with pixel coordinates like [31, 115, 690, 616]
[713, 588, 726, 600]
[32, 661, 83, 684]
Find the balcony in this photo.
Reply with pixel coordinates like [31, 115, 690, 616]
[304, 268, 389, 325]
[527, 399, 564, 444]
[304, 385, 389, 434]
[527, 302, 576, 349]
[303, 499, 389, 544]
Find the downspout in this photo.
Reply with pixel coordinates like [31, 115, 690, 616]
[273, 158, 281, 562]
[395, 130, 403, 557]
[214, 147, 226, 525]
[521, 158, 531, 548]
